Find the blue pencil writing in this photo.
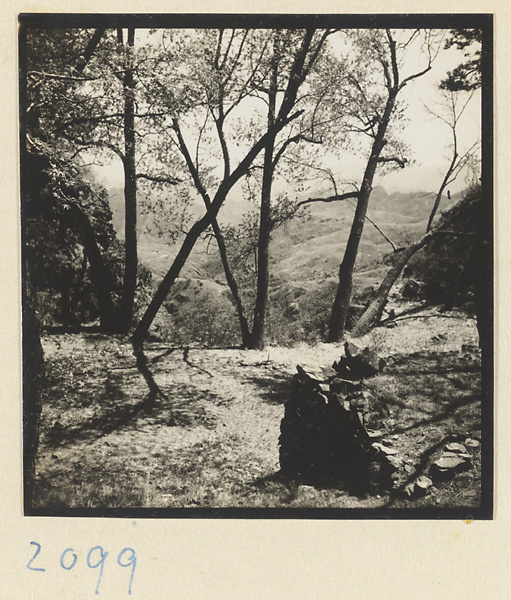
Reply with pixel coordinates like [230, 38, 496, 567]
[26, 541, 46, 572]
[87, 546, 109, 595]
[117, 547, 137, 596]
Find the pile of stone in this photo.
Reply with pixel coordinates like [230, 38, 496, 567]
[403, 439, 479, 499]
[279, 342, 396, 493]
[429, 441, 477, 482]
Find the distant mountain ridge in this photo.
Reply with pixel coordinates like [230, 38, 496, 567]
[108, 184, 461, 340]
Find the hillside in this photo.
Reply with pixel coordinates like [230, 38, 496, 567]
[110, 185, 459, 344]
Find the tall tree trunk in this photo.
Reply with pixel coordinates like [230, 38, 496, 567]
[351, 232, 434, 337]
[251, 135, 276, 349]
[251, 36, 279, 350]
[327, 89, 397, 343]
[119, 27, 138, 333]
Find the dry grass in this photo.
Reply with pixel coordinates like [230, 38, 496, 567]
[32, 306, 482, 512]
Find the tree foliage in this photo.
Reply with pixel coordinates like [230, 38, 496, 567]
[440, 29, 482, 92]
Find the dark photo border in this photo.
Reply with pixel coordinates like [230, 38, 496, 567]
[19, 12, 494, 520]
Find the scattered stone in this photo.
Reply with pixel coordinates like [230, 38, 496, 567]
[445, 442, 468, 453]
[435, 455, 468, 470]
[429, 449, 472, 482]
[403, 482, 416, 497]
[416, 475, 433, 491]
[330, 377, 361, 394]
[385, 455, 403, 470]
[320, 366, 338, 380]
[367, 429, 383, 439]
[403, 475, 433, 499]
[465, 438, 481, 449]
[372, 442, 399, 456]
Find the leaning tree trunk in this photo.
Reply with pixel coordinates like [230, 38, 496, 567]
[327, 90, 397, 343]
[131, 205, 236, 350]
[351, 232, 434, 337]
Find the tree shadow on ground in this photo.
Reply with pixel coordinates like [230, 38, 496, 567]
[44, 362, 218, 449]
[240, 373, 291, 404]
[387, 394, 480, 436]
[382, 435, 454, 508]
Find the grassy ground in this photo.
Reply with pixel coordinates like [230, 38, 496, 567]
[33, 305, 482, 511]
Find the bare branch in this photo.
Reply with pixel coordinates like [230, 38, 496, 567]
[272, 132, 322, 169]
[28, 70, 99, 82]
[297, 191, 360, 208]
[377, 156, 408, 169]
[136, 173, 181, 185]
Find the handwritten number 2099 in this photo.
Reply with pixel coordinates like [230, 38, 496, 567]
[27, 542, 136, 595]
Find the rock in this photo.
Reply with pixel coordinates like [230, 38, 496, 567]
[372, 442, 399, 455]
[330, 377, 361, 394]
[350, 395, 370, 411]
[429, 451, 472, 482]
[403, 475, 433, 499]
[321, 366, 338, 380]
[465, 438, 481, 449]
[416, 475, 433, 491]
[445, 442, 468, 453]
[345, 341, 362, 360]
[435, 455, 468, 470]
[403, 482, 416, 497]
[367, 429, 383, 439]
[338, 342, 385, 380]
[385, 455, 403, 471]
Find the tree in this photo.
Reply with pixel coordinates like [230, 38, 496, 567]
[441, 29, 482, 92]
[352, 30, 485, 340]
[351, 89, 480, 336]
[23, 139, 121, 328]
[327, 29, 442, 342]
[24, 28, 121, 330]
[250, 29, 334, 349]
[425, 89, 480, 231]
[133, 29, 332, 347]
[29, 27, 181, 332]
[131, 28, 322, 350]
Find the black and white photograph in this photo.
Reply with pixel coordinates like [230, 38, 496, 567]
[20, 14, 493, 518]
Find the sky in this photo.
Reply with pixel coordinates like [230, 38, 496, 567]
[91, 28, 481, 197]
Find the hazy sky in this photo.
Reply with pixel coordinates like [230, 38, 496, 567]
[92, 28, 481, 196]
